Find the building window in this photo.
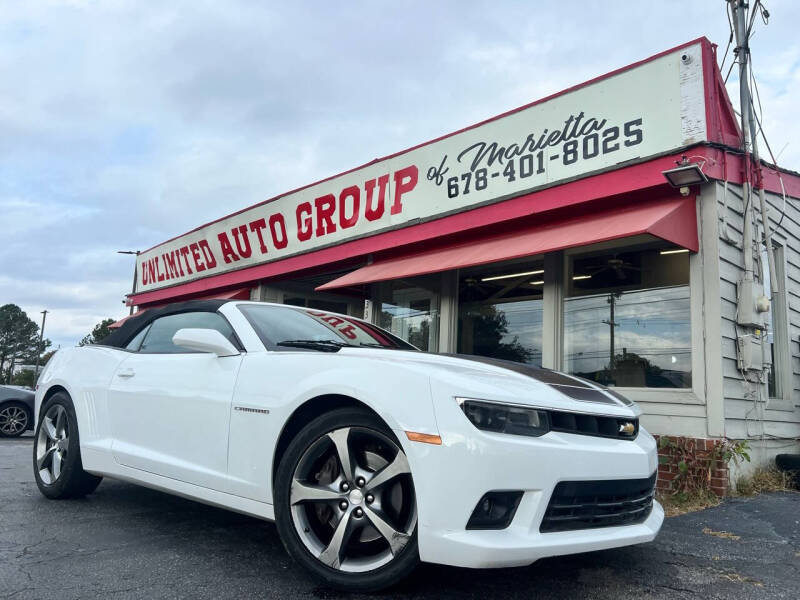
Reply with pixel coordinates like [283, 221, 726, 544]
[379, 277, 440, 351]
[457, 262, 544, 366]
[283, 295, 350, 315]
[563, 245, 691, 388]
[760, 243, 789, 400]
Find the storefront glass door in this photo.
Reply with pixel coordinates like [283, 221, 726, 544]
[379, 277, 440, 351]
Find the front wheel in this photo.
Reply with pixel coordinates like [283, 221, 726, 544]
[274, 408, 419, 591]
[32, 392, 102, 499]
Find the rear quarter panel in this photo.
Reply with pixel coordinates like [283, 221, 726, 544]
[36, 346, 130, 469]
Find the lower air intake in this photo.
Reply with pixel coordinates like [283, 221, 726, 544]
[540, 473, 656, 533]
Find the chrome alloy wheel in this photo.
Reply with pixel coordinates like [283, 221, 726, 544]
[0, 405, 28, 436]
[290, 427, 417, 573]
[35, 404, 69, 484]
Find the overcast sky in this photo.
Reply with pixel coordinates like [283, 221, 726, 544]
[2, 0, 799, 350]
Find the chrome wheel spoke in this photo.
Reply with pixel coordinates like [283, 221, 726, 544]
[318, 512, 354, 569]
[290, 481, 341, 505]
[52, 451, 63, 480]
[327, 428, 354, 481]
[54, 406, 67, 438]
[44, 417, 58, 441]
[364, 505, 410, 555]
[37, 445, 57, 470]
[366, 451, 410, 490]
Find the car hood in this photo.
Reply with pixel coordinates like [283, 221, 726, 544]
[338, 348, 639, 417]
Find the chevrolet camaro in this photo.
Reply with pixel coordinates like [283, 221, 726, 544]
[32, 299, 663, 590]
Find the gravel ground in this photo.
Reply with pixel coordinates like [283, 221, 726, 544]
[2, 435, 799, 599]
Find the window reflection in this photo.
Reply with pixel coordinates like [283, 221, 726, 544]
[458, 264, 543, 366]
[760, 244, 784, 398]
[379, 279, 440, 351]
[564, 247, 691, 388]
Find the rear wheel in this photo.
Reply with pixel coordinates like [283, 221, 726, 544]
[33, 392, 102, 499]
[275, 408, 418, 591]
[0, 402, 30, 437]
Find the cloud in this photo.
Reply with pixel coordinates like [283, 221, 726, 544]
[1, 0, 799, 350]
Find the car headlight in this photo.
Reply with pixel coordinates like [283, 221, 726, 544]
[456, 398, 549, 437]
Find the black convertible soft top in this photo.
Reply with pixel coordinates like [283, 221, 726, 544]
[99, 299, 232, 348]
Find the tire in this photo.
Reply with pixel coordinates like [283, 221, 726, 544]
[274, 407, 419, 592]
[0, 401, 31, 438]
[32, 391, 102, 499]
[775, 454, 800, 472]
[775, 454, 800, 489]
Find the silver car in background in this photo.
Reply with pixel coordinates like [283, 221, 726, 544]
[0, 385, 35, 438]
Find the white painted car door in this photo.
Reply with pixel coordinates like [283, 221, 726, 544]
[107, 311, 242, 492]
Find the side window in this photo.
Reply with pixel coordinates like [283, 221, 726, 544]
[125, 324, 151, 352]
[761, 243, 791, 403]
[138, 312, 237, 354]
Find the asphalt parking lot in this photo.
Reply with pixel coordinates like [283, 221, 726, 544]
[2, 435, 798, 600]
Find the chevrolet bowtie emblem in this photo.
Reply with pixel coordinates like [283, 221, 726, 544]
[619, 422, 636, 435]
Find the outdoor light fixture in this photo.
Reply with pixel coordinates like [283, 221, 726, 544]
[662, 156, 708, 189]
[572, 274, 592, 280]
[481, 269, 544, 282]
[659, 248, 689, 255]
[529, 279, 545, 285]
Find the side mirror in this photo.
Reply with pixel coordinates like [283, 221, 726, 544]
[172, 328, 240, 357]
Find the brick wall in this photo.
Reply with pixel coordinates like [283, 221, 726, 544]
[655, 435, 729, 497]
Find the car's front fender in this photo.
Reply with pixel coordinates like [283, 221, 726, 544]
[226, 352, 440, 503]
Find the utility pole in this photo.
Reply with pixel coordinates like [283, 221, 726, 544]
[117, 250, 140, 315]
[731, 0, 781, 409]
[33, 309, 48, 386]
[602, 293, 619, 376]
[731, 0, 755, 283]
[731, 0, 778, 291]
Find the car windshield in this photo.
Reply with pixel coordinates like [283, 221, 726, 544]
[238, 304, 418, 351]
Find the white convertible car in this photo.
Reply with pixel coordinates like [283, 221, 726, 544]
[33, 300, 663, 590]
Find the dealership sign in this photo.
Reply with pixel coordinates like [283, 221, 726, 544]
[136, 42, 708, 293]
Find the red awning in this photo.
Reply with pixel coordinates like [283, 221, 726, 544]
[119, 287, 252, 319]
[317, 196, 697, 291]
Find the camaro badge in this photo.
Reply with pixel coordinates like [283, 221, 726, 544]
[234, 406, 269, 415]
[619, 422, 636, 435]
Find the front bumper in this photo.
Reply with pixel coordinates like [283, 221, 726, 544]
[420, 498, 663, 569]
[405, 393, 663, 569]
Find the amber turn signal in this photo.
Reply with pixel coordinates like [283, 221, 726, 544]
[405, 431, 442, 445]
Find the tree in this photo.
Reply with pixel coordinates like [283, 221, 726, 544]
[0, 304, 51, 384]
[458, 304, 534, 364]
[12, 368, 34, 388]
[79, 318, 116, 346]
[40, 349, 57, 365]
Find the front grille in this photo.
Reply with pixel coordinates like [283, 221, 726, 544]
[549, 411, 639, 441]
[540, 473, 656, 533]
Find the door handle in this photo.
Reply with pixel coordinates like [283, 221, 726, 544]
[117, 368, 135, 378]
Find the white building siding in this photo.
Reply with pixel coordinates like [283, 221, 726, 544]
[715, 181, 800, 452]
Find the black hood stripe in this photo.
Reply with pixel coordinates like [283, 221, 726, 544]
[442, 354, 632, 407]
